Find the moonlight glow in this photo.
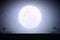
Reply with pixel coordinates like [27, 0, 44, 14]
[18, 6, 42, 29]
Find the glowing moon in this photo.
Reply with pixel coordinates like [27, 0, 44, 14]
[18, 6, 42, 29]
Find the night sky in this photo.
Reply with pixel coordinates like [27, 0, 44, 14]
[0, 0, 60, 34]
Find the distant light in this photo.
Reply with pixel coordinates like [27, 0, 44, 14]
[18, 5, 42, 29]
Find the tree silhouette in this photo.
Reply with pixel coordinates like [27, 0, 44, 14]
[52, 26, 60, 33]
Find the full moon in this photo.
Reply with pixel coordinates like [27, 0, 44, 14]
[18, 6, 42, 29]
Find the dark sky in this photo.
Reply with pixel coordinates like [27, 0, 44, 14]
[0, 0, 60, 33]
